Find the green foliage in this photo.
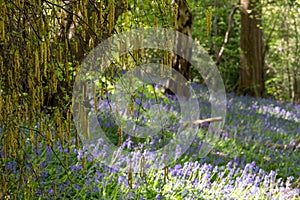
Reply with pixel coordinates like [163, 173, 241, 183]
[189, 0, 240, 90]
[262, 0, 300, 102]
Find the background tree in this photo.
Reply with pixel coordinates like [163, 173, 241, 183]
[189, 0, 300, 102]
[238, 0, 265, 97]
[263, 0, 300, 103]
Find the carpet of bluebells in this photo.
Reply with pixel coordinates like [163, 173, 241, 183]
[1, 84, 300, 199]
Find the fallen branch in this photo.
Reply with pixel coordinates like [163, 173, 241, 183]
[186, 117, 299, 152]
[192, 116, 223, 125]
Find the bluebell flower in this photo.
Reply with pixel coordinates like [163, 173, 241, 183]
[156, 194, 162, 200]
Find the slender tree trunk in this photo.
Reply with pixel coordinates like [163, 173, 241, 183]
[238, 0, 265, 97]
[293, 71, 300, 103]
[292, 9, 300, 104]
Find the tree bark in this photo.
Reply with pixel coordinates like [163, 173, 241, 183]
[166, 0, 193, 97]
[238, 0, 265, 97]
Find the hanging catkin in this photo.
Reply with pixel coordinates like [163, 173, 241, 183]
[164, 166, 169, 183]
[206, 7, 212, 36]
[128, 166, 133, 189]
[118, 126, 122, 146]
[140, 155, 146, 179]
[108, 1, 115, 34]
[173, 1, 178, 28]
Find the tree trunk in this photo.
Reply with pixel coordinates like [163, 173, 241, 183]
[293, 71, 300, 103]
[238, 0, 265, 97]
[166, 0, 193, 97]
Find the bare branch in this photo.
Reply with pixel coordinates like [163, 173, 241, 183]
[216, 5, 239, 65]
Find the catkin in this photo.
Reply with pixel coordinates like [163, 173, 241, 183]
[140, 155, 146, 179]
[0, 19, 5, 41]
[43, 42, 47, 78]
[118, 126, 122, 146]
[128, 167, 133, 188]
[173, 2, 178, 28]
[206, 7, 212, 36]
[108, 1, 115, 34]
